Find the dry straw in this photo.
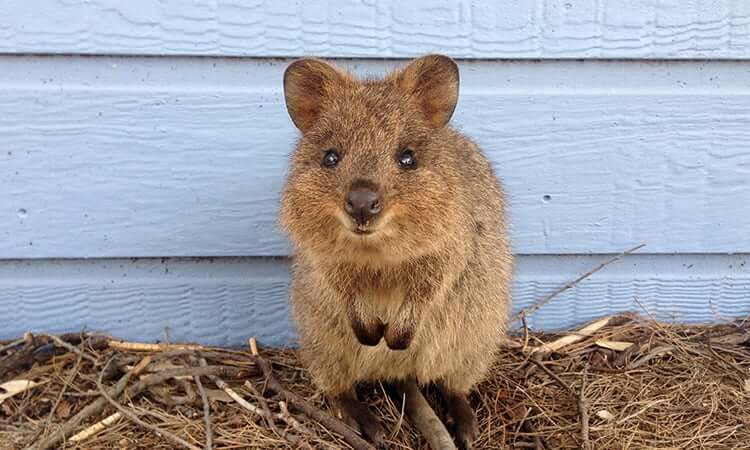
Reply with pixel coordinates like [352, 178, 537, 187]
[1, 314, 748, 449]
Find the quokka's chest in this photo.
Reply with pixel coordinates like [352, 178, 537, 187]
[360, 284, 405, 324]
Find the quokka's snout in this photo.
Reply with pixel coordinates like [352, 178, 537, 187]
[344, 179, 383, 228]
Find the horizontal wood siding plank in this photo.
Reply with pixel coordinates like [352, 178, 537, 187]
[0, 0, 749, 58]
[2, 57, 749, 257]
[1, 254, 748, 346]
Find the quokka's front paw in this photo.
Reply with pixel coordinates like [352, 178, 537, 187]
[350, 316, 385, 346]
[384, 321, 415, 350]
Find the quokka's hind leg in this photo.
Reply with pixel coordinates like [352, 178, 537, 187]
[436, 381, 478, 450]
[331, 388, 388, 449]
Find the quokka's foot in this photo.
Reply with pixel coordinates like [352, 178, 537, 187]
[437, 384, 478, 450]
[333, 390, 389, 449]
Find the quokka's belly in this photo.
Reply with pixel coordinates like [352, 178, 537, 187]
[349, 298, 467, 385]
[349, 337, 455, 384]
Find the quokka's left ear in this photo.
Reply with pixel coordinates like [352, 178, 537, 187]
[395, 54, 459, 128]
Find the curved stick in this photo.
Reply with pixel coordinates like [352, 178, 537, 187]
[396, 379, 456, 450]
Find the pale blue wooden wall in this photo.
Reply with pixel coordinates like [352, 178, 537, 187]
[1, 1, 749, 346]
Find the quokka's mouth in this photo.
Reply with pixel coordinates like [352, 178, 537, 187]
[353, 227, 375, 236]
[335, 209, 384, 237]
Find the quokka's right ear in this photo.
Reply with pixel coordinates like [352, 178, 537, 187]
[283, 58, 350, 133]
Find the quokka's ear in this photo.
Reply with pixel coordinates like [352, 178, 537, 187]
[283, 58, 350, 133]
[395, 54, 459, 128]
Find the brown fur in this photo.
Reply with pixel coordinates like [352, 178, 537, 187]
[279, 55, 512, 447]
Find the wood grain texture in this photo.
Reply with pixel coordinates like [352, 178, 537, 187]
[0, 0, 749, 58]
[3, 258, 295, 347]
[1, 254, 747, 346]
[2, 57, 749, 258]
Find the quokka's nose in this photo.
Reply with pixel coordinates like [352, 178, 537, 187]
[345, 189, 382, 225]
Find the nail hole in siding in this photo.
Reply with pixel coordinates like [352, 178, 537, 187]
[543, 195, 552, 202]
[17, 208, 27, 218]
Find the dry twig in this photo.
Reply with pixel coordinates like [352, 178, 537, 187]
[191, 358, 213, 450]
[30, 359, 243, 450]
[396, 379, 456, 450]
[247, 380, 313, 449]
[248, 338, 376, 450]
[0, 338, 25, 354]
[579, 367, 590, 450]
[40, 333, 99, 365]
[29, 356, 153, 450]
[532, 316, 618, 354]
[96, 357, 201, 450]
[69, 412, 122, 443]
[198, 354, 310, 448]
[108, 339, 203, 352]
[40, 350, 84, 441]
[279, 400, 313, 436]
[512, 243, 645, 322]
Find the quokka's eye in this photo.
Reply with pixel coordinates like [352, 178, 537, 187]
[397, 149, 417, 170]
[321, 149, 340, 168]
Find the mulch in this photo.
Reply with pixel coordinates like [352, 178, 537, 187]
[1, 312, 748, 449]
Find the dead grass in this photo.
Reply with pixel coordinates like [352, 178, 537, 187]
[1, 315, 749, 450]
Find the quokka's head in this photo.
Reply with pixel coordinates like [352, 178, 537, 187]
[280, 54, 467, 264]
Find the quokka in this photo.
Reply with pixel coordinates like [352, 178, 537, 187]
[279, 54, 512, 449]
